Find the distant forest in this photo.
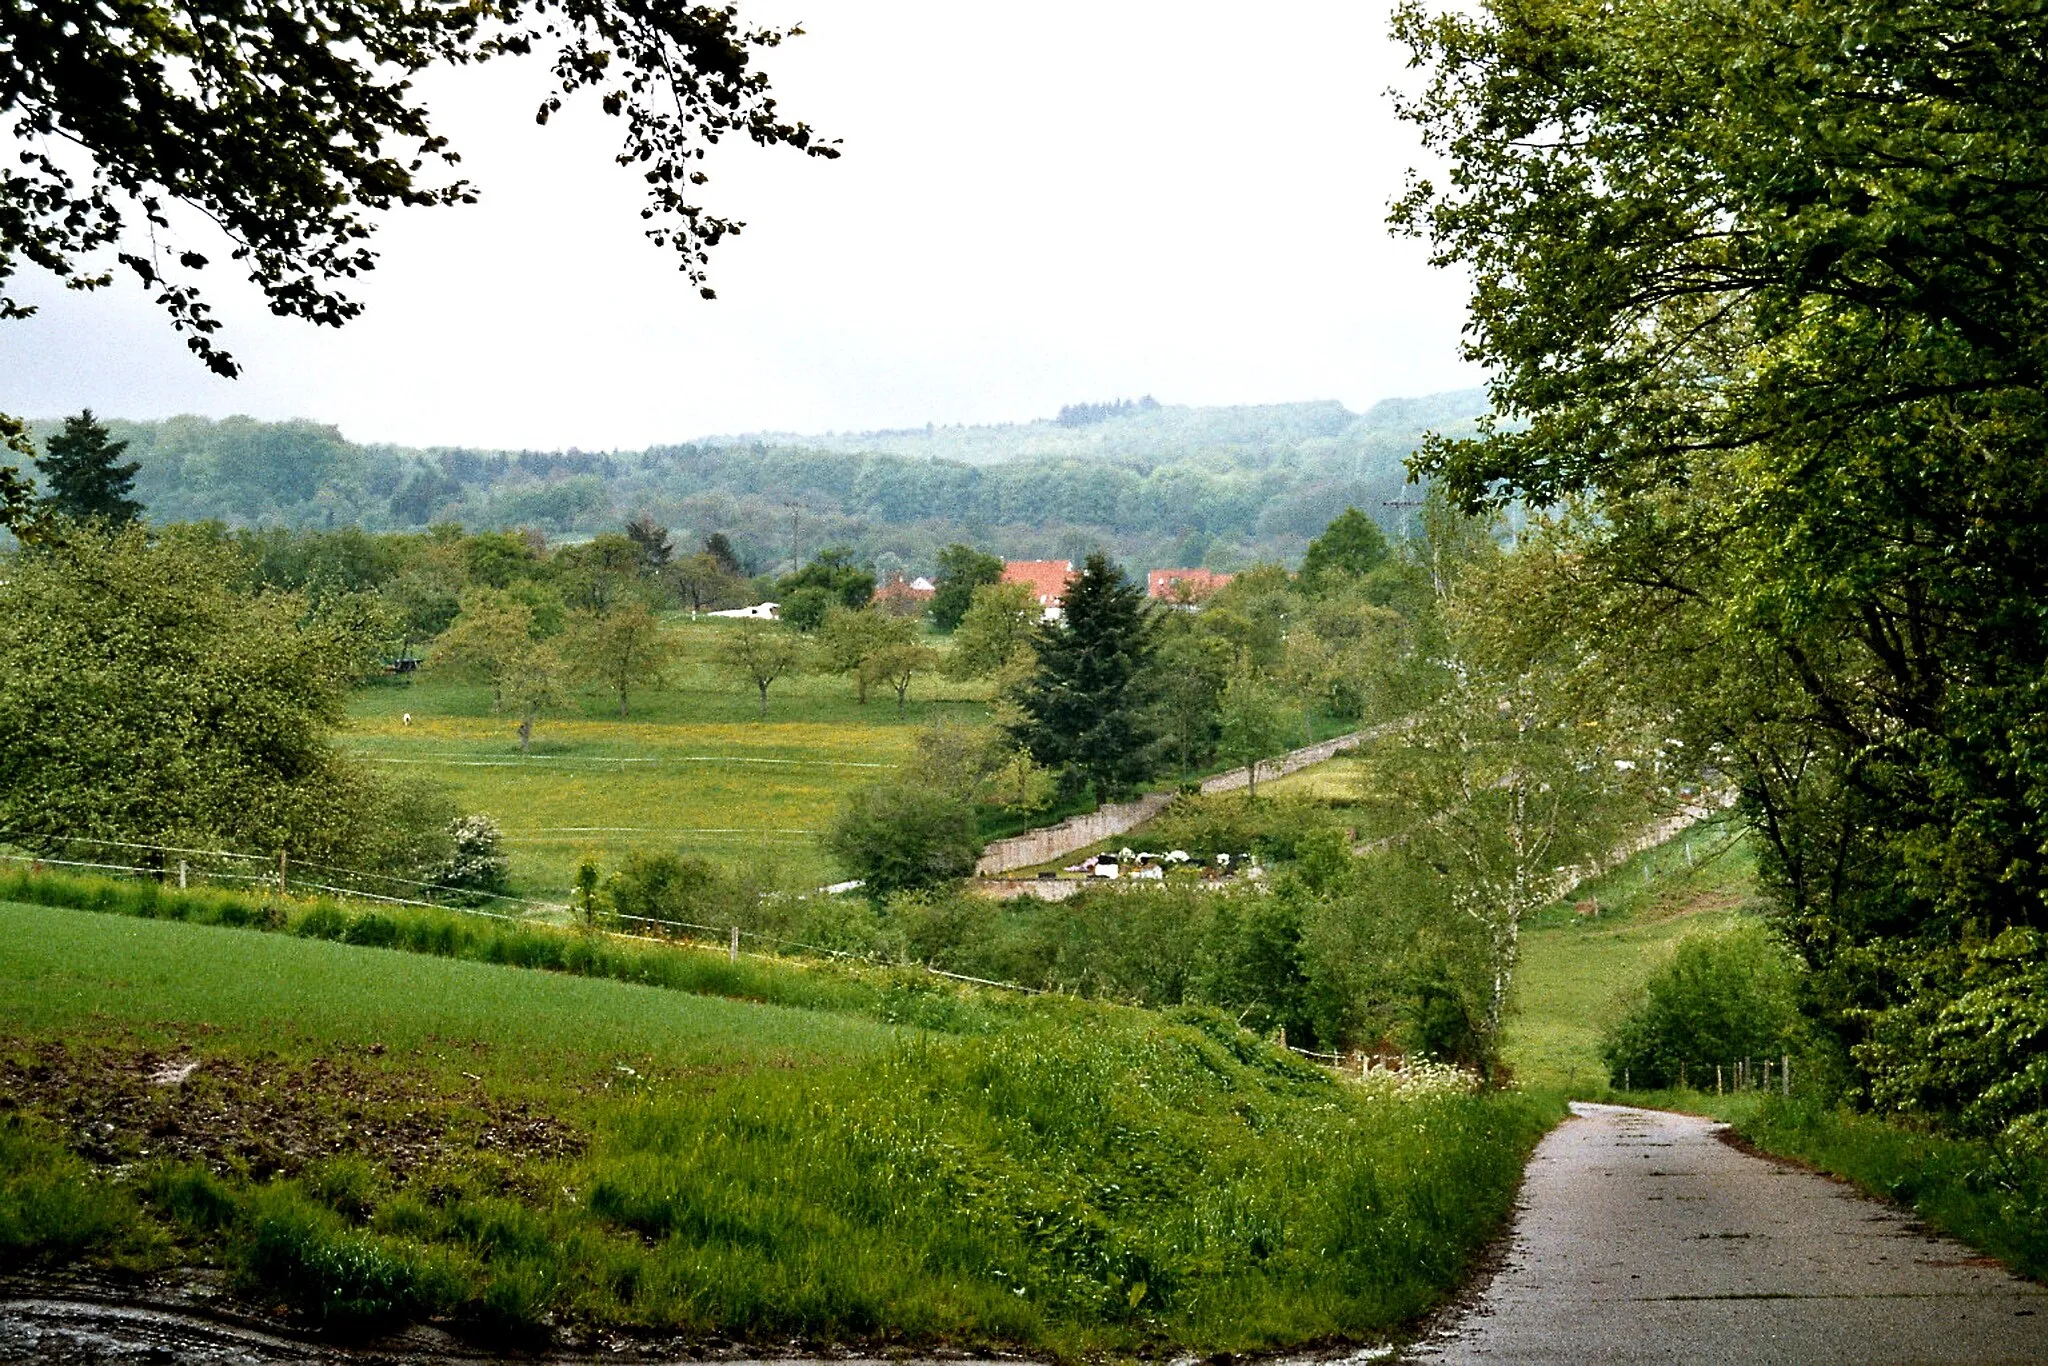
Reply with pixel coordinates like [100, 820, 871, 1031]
[23, 391, 1488, 575]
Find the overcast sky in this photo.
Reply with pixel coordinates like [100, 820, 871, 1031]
[2, 1, 1479, 450]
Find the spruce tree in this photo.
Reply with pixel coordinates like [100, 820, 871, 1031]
[1009, 553, 1159, 799]
[37, 411, 143, 525]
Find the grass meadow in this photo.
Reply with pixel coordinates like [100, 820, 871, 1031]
[1504, 818, 1759, 1092]
[346, 617, 995, 894]
[0, 892, 1559, 1356]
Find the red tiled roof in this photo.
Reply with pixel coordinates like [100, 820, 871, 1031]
[1147, 568, 1234, 601]
[1002, 559, 1074, 607]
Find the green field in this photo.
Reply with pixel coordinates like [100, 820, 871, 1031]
[0, 895, 1557, 1355]
[1505, 820, 1761, 1092]
[347, 617, 994, 895]
[0, 901, 894, 1086]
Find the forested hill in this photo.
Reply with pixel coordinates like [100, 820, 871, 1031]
[32, 389, 1488, 574]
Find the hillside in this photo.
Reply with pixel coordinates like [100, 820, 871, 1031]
[25, 390, 1490, 574]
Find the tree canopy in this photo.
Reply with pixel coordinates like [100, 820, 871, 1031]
[929, 543, 1004, 632]
[1396, 0, 2048, 1128]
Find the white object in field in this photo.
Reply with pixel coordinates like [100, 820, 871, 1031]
[707, 602, 781, 620]
[1092, 862, 1120, 879]
[1133, 865, 1164, 880]
[402, 712, 412, 725]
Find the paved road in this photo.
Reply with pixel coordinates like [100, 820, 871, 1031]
[1414, 1102, 2048, 1363]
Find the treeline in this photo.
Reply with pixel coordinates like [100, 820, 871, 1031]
[17, 392, 1488, 573]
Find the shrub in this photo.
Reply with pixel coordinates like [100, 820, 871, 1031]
[295, 904, 348, 940]
[1602, 923, 1805, 1088]
[341, 913, 400, 948]
[431, 814, 512, 904]
[825, 784, 983, 900]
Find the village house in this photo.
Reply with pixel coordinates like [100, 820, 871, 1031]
[706, 601, 780, 620]
[1146, 567, 1234, 605]
[875, 572, 937, 617]
[1002, 560, 1074, 621]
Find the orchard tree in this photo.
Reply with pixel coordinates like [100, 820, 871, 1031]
[944, 580, 1040, 680]
[874, 640, 941, 716]
[714, 622, 807, 719]
[818, 606, 914, 705]
[567, 601, 670, 718]
[0, 524, 436, 866]
[35, 410, 142, 525]
[434, 589, 568, 750]
[1216, 669, 1291, 801]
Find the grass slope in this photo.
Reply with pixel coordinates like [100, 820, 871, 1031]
[0, 901, 892, 1081]
[0, 897, 1557, 1356]
[1506, 821, 1759, 1091]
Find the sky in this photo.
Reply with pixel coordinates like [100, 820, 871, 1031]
[2, 2, 1480, 450]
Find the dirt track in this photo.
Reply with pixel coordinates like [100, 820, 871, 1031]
[1412, 1102, 2048, 1363]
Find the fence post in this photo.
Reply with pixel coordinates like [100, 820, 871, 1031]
[1782, 1053, 1791, 1097]
[177, 860, 187, 891]
[1763, 1058, 1771, 1091]
[729, 925, 739, 964]
[1624, 1067, 1631, 1092]
[1716, 1064, 1723, 1095]
[277, 848, 288, 894]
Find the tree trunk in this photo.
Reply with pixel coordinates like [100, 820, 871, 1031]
[757, 681, 769, 719]
[518, 710, 534, 752]
[618, 687, 629, 719]
[896, 682, 910, 715]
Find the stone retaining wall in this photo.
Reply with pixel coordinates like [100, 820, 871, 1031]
[973, 721, 1396, 877]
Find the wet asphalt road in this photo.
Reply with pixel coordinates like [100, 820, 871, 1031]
[1412, 1102, 2048, 1363]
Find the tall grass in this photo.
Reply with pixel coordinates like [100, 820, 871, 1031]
[3, 1001, 1557, 1353]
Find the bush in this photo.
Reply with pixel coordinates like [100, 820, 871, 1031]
[1142, 793, 1347, 863]
[1602, 923, 1805, 1089]
[430, 814, 511, 904]
[825, 784, 984, 900]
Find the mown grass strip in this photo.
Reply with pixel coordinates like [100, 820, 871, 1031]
[0, 868, 1007, 1034]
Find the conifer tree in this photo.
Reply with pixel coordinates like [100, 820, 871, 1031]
[1008, 553, 1158, 799]
[37, 411, 143, 526]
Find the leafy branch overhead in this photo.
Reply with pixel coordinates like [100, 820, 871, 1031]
[0, 0, 839, 378]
